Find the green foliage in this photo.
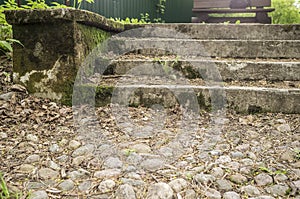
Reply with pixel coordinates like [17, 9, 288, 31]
[1, 0, 20, 11]
[0, 38, 22, 53]
[74, 0, 94, 9]
[0, 25, 20, 56]
[140, 13, 151, 23]
[258, 166, 272, 173]
[0, 25, 11, 39]
[0, 0, 74, 56]
[0, 0, 21, 26]
[0, 172, 22, 199]
[124, 148, 136, 156]
[210, 13, 255, 18]
[51, 1, 68, 8]
[153, 17, 162, 23]
[258, 166, 287, 175]
[155, 0, 168, 22]
[110, 13, 151, 24]
[22, 0, 49, 9]
[153, 56, 180, 80]
[185, 173, 193, 181]
[0, 0, 21, 55]
[156, 0, 166, 15]
[22, 0, 67, 9]
[270, 0, 300, 24]
[0, 173, 9, 199]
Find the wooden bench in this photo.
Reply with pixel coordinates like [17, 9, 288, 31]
[192, 0, 275, 23]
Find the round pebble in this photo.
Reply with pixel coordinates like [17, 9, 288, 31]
[30, 190, 48, 199]
[98, 179, 116, 193]
[265, 184, 290, 197]
[68, 140, 81, 150]
[78, 181, 92, 192]
[94, 169, 121, 179]
[223, 191, 240, 199]
[211, 167, 224, 178]
[141, 158, 164, 171]
[38, 168, 59, 179]
[241, 185, 261, 196]
[25, 154, 40, 163]
[205, 188, 221, 199]
[115, 184, 136, 199]
[131, 143, 151, 153]
[49, 144, 60, 153]
[58, 179, 75, 191]
[104, 157, 123, 169]
[26, 134, 39, 143]
[230, 173, 248, 184]
[194, 173, 216, 185]
[168, 178, 188, 192]
[72, 156, 85, 166]
[216, 179, 233, 191]
[147, 182, 173, 199]
[0, 132, 8, 139]
[19, 164, 35, 173]
[254, 173, 273, 186]
[72, 144, 95, 157]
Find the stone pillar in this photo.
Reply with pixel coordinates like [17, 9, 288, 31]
[5, 8, 124, 105]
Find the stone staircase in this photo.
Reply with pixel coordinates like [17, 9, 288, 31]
[74, 24, 300, 114]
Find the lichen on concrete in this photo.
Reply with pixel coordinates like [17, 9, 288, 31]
[74, 23, 111, 64]
[17, 55, 75, 103]
[5, 8, 119, 105]
[95, 85, 114, 106]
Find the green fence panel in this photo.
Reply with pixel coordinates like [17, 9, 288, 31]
[0, 0, 193, 23]
[165, 0, 193, 22]
[80, 0, 158, 20]
[80, 0, 193, 22]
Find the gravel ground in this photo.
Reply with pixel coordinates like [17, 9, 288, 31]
[0, 57, 299, 199]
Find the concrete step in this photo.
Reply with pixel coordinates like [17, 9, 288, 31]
[74, 76, 300, 113]
[125, 24, 300, 40]
[107, 37, 300, 59]
[90, 84, 300, 114]
[100, 58, 300, 81]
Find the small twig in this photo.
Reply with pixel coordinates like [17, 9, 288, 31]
[292, 124, 300, 133]
[150, 174, 159, 183]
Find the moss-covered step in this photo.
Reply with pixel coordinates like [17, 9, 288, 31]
[4, 8, 123, 105]
[100, 58, 300, 81]
[74, 76, 300, 113]
[94, 84, 300, 113]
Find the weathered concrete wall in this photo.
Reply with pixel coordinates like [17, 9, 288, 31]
[5, 9, 123, 105]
